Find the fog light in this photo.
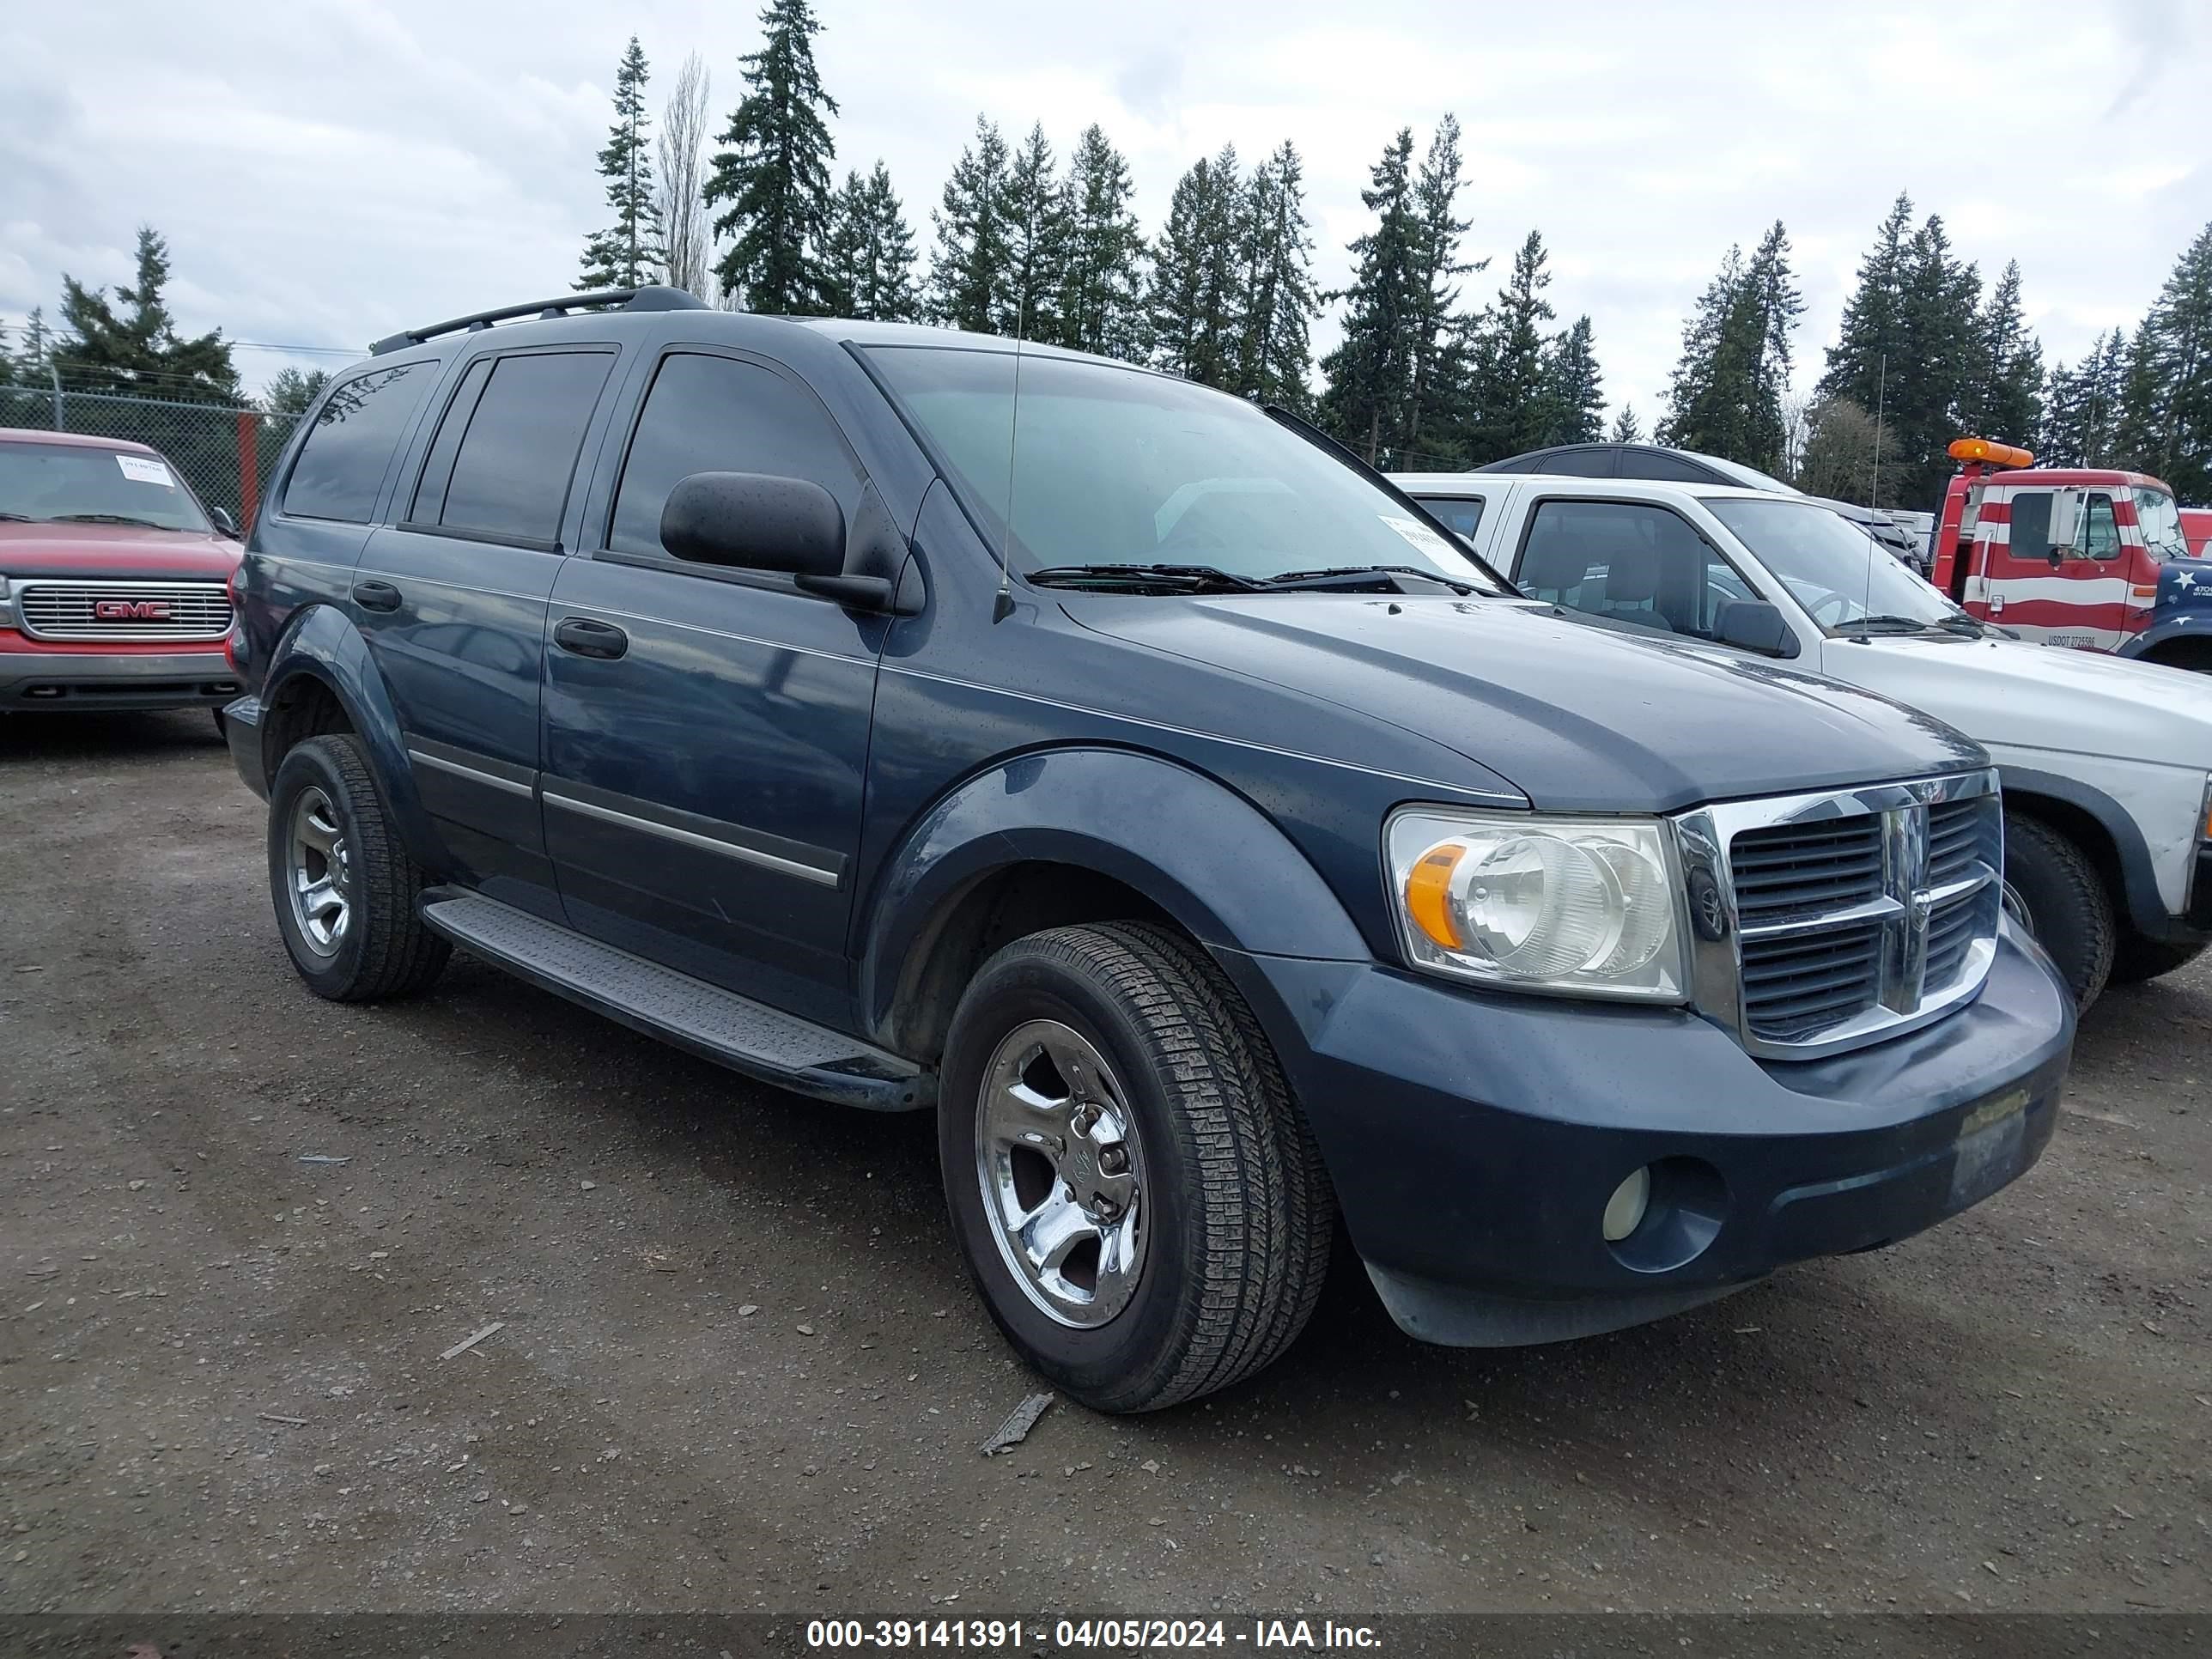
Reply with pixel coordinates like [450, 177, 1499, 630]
[1602, 1166, 1651, 1243]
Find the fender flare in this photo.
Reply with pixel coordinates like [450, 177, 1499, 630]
[2116, 611, 2212, 661]
[258, 605, 449, 872]
[856, 746, 1372, 1040]
[1997, 763, 2172, 939]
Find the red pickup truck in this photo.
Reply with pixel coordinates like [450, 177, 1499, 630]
[0, 428, 244, 716]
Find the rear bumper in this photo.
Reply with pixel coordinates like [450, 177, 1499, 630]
[1218, 923, 2073, 1346]
[0, 647, 240, 711]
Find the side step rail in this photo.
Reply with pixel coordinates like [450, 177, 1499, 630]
[420, 893, 927, 1112]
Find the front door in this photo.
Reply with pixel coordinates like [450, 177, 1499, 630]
[539, 348, 887, 1027]
[1968, 486, 2140, 651]
[355, 345, 617, 916]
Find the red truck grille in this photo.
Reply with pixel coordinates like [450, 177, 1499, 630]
[15, 580, 234, 643]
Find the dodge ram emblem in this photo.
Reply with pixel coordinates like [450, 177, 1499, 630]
[94, 599, 173, 621]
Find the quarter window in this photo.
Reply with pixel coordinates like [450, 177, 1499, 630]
[415, 351, 614, 547]
[282, 361, 438, 524]
[1415, 495, 1485, 540]
[607, 353, 864, 557]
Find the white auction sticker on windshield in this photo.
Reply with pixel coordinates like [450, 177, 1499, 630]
[115, 454, 177, 488]
[1380, 514, 1456, 559]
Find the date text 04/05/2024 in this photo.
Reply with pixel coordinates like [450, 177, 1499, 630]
[804, 1620, 1383, 1650]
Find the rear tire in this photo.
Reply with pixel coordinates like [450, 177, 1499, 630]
[939, 922, 1332, 1413]
[267, 734, 450, 1001]
[2002, 812, 2114, 1011]
[2107, 934, 2206, 986]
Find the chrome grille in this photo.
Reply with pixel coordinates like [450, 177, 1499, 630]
[1675, 770, 2004, 1060]
[15, 580, 234, 642]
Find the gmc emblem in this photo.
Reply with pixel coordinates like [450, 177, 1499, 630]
[94, 599, 173, 621]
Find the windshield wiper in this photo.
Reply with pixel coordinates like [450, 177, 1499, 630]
[1026, 563, 1267, 593]
[1254, 564, 1477, 595]
[47, 513, 169, 530]
[0, 511, 39, 522]
[1926, 614, 1990, 637]
[1842, 614, 1942, 635]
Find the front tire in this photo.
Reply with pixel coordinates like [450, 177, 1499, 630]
[2002, 812, 2115, 1011]
[939, 923, 1332, 1413]
[267, 734, 450, 1001]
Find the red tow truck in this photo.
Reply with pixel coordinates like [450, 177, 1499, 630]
[1929, 437, 2211, 672]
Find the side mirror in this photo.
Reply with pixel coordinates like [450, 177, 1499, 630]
[661, 471, 845, 579]
[1716, 599, 1799, 659]
[209, 506, 240, 538]
[2045, 488, 2082, 563]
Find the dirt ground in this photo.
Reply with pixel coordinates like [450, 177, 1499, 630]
[1, 710, 2205, 1620]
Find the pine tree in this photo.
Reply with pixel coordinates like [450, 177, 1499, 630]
[1963, 259, 2042, 446]
[13, 307, 52, 381]
[53, 228, 240, 402]
[1538, 315, 1605, 445]
[1740, 221, 1803, 468]
[705, 0, 840, 313]
[1657, 245, 1746, 451]
[1230, 141, 1319, 406]
[1819, 195, 1985, 506]
[1457, 229, 1558, 462]
[1660, 223, 1800, 471]
[820, 161, 921, 321]
[2113, 222, 2212, 500]
[1055, 125, 1148, 361]
[929, 115, 1012, 333]
[1317, 129, 1422, 463]
[1149, 147, 1244, 386]
[999, 125, 1068, 338]
[1610, 404, 1643, 444]
[263, 367, 331, 417]
[576, 38, 665, 291]
[1405, 116, 1479, 459]
[2037, 356, 2084, 465]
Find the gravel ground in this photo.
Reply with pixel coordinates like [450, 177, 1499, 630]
[1, 710, 2205, 1619]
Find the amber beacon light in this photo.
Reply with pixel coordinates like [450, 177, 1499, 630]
[1949, 436, 2035, 468]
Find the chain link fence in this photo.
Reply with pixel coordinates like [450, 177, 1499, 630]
[0, 383, 299, 530]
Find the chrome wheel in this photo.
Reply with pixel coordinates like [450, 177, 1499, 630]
[975, 1019, 1148, 1328]
[285, 785, 351, 957]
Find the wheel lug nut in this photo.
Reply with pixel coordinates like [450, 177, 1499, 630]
[1098, 1146, 1127, 1175]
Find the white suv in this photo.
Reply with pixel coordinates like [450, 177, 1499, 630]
[1397, 471, 2212, 1009]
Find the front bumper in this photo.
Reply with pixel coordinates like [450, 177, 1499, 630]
[1218, 922, 2073, 1346]
[0, 647, 240, 712]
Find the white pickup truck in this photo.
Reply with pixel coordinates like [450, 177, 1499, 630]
[1395, 471, 2212, 1009]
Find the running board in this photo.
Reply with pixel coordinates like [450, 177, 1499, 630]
[419, 894, 927, 1112]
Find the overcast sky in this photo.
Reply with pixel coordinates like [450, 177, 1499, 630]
[3, 0, 2206, 425]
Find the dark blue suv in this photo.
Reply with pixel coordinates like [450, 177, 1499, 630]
[223, 288, 2073, 1411]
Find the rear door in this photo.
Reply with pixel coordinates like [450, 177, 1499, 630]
[354, 345, 618, 916]
[538, 346, 888, 1025]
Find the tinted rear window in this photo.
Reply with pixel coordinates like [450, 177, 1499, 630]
[283, 362, 438, 523]
[429, 352, 614, 546]
[1413, 495, 1484, 538]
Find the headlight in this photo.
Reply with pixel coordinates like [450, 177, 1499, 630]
[1386, 807, 1687, 1000]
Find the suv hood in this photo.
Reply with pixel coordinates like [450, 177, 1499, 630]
[1838, 632, 2212, 763]
[0, 521, 240, 580]
[1064, 594, 1985, 812]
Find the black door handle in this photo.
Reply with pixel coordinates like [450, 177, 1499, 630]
[554, 617, 629, 659]
[352, 580, 402, 613]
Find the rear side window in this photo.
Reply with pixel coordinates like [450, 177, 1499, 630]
[283, 361, 438, 523]
[607, 353, 863, 557]
[1414, 495, 1485, 539]
[1614, 449, 1711, 483]
[1538, 448, 1616, 478]
[414, 351, 614, 548]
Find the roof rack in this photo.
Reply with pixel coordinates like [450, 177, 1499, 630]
[368, 285, 709, 356]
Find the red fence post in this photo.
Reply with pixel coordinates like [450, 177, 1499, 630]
[237, 411, 260, 532]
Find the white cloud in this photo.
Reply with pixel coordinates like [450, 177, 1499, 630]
[2, 0, 2206, 428]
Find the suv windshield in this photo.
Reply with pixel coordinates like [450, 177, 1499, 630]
[864, 346, 1504, 592]
[0, 441, 211, 533]
[2135, 488, 2191, 559]
[1705, 495, 1964, 633]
